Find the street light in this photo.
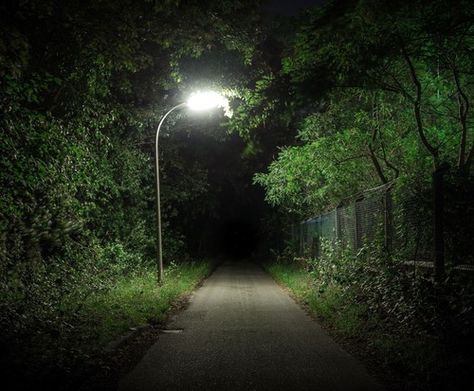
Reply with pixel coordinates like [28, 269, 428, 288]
[154, 91, 228, 283]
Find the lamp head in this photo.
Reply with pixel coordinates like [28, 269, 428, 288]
[186, 91, 229, 112]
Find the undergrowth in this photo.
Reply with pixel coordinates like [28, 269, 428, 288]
[1, 260, 211, 389]
[265, 243, 474, 391]
[76, 261, 210, 346]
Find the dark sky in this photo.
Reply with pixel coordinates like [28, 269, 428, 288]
[265, 0, 327, 16]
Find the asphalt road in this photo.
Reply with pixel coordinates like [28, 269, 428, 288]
[119, 261, 383, 391]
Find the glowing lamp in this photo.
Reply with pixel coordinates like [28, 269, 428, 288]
[186, 91, 229, 111]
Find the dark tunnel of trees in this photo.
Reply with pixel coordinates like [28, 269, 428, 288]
[1, 0, 474, 390]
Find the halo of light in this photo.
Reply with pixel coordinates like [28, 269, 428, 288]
[186, 91, 229, 112]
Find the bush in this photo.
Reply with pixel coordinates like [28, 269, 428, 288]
[269, 239, 474, 390]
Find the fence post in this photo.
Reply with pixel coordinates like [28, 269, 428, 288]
[354, 198, 362, 250]
[301, 221, 308, 257]
[433, 165, 448, 282]
[335, 206, 342, 241]
[312, 219, 319, 259]
[384, 187, 393, 253]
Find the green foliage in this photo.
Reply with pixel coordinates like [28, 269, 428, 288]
[0, 0, 263, 385]
[3, 261, 210, 385]
[254, 88, 432, 215]
[266, 259, 312, 299]
[248, 0, 474, 220]
[267, 242, 474, 389]
[74, 261, 210, 347]
[254, 1, 474, 387]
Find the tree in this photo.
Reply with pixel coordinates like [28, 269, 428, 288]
[254, 89, 418, 215]
[252, 0, 474, 278]
[0, 0, 266, 380]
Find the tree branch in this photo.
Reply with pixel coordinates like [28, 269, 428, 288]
[368, 117, 388, 184]
[334, 154, 367, 166]
[400, 43, 439, 166]
[380, 141, 400, 179]
[452, 62, 470, 170]
[368, 144, 388, 184]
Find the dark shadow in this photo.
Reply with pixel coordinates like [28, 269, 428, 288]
[214, 218, 260, 260]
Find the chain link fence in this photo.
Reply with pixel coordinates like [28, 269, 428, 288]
[295, 183, 395, 258]
[293, 181, 474, 269]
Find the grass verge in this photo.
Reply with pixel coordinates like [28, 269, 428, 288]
[77, 261, 211, 348]
[8, 261, 211, 389]
[264, 260, 467, 391]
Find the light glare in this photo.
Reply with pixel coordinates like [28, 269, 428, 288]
[186, 91, 229, 112]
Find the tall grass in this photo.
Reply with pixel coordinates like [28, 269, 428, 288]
[265, 257, 473, 391]
[266, 261, 363, 337]
[5, 261, 211, 387]
[77, 261, 211, 347]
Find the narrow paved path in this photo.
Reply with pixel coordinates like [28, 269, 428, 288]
[119, 261, 383, 391]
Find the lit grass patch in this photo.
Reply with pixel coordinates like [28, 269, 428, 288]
[264, 260, 443, 389]
[307, 283, 344, 320]
[75, 261, 210, 348]
[265, 261, 364, 336]
[266, 261, 312, 299]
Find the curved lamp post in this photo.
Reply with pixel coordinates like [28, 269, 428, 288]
[155, 91, 228, 283]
